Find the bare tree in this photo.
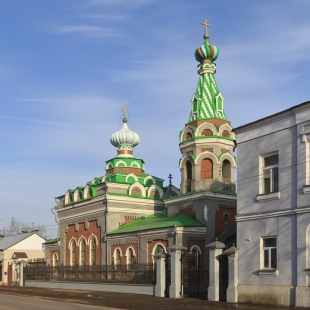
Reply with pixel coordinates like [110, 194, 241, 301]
[1, 217, 46, 236]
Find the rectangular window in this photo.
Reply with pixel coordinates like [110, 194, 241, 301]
[263, 238, 277, 269]
[263, 154, 279, 194]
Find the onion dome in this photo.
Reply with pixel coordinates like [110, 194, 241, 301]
[110, 116, 140, 157]
[195, 38, 219, 62]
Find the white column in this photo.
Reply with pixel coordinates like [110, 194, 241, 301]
[154, 253, 166, 297]
[205, 240, 225, 301]
[223, 245, 239, 303]
[168, 245, 187, 298]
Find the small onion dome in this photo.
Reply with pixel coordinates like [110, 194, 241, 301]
[195, 38, 219, 62]
[110, 119, 140, 152]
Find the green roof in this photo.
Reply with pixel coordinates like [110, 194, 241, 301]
[43, 238, 58, 245]
[107, 213, 204, 235]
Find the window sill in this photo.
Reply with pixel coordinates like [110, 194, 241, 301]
[258, 268, 278, 276]
[256, 192, 280, 202]
[303, 185, 310, 195]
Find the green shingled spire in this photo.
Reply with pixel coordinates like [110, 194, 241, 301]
[188, 20, 226, 123]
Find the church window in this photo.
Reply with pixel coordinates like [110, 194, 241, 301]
[52, 253, 58, 267]
[186, 132, 192, 139]
[89, 187, 93, 198]
[79, 190, 83, 200]
[224, 213, 229, 224]
[186, 161, 192, 192]
[222, 159, 231, 182]
[222, 130, 230, 137]
[201, 158, 213, 179]
[71, 241, 76, 266]
[115, 249, 121, 268]
[80, 239, 86, 266]
[150, 189, 159, 197]
[202, 129, 213, 136]
[90, 238, 96, 266]
[127, 248, 135, 269]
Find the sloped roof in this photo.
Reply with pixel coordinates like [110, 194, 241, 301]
[12, 252, 28, 259]
[0, 232, 36, 250]
[107, 213, 204, 235]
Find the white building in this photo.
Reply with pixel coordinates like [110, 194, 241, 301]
[234, 100, 310, 307]
[0, 232, 46, 285]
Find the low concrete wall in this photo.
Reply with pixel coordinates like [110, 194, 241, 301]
[238, 284, 295, 307]
[26, 281, 154, 296]
[296, 286, 310, 308]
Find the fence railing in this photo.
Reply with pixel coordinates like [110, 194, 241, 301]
[24, 264, 156, 285]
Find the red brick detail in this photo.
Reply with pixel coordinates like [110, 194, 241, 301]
[185, 132, 193, 139]
[201, 129, 213, 136]
[110, 243, 138, 266]
[187, 119, 231, 128]
[179, 206, 196, 220]
[150, 190, 159, 197]
[49, 250, 60, 266]
[106, 167, 143, 176]
[124, 216, 139, 224]
[222, 130, 230, 137]
[185, 150, 193, 155]
[215, 207, 236, 237]
[147, 240, 168, 264]
[65, 220, 101, 266]
[132, 188, 141, 195]
[221, 149, 229, 154]
[201, 148, 213, 153]
[201, 158, 213, 179]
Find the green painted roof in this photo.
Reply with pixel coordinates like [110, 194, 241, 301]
[107, 213, 204, 235]
[43, 238, 58, 245]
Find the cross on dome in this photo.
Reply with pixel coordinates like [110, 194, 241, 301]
[201, 19, 211, 39]
[121, 106, 129, 123]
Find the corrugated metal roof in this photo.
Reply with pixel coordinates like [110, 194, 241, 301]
[0, 232, 34, 250]
[107, 213, 204, 235]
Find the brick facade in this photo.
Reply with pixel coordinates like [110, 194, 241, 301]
[215, 205, 236, 237]
[65, 220, 101, 266]
[147, 239, 168, 264]
[201, 158, 213, 179]
[111, 243, 138, 265]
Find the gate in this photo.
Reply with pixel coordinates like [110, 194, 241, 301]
[181, 251, 201, 296]
[218, 254, 228, 301]
[7, 264, 12, 286]
[164, 254, 171, 297]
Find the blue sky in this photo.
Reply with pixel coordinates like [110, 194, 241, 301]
[1, 0, 310, 239]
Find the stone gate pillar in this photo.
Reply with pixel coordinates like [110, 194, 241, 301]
[205, 240, 225, 301]
[154, 252, 166, 297]
[222, 245, 239, 303]
[168, 244, 187, 298]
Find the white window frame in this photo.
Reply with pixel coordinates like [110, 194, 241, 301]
[259, 237, 278, 276]
[262, 153, 279, 194]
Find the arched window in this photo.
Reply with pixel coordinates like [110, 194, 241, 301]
[80, 239, 86, 266]
[90, 239, 96, 266]
[89, 187, 93, 198]
[201, 129, 213, 136]
[222, 130, 230, 137]
[186, 161, 192, 192]
[52, 253, 58, 267]
[224, 213, 229, 224]
[71, 241, 76, 266]
[150, 189, 160, 197]
[78, 190, 83, 200]
[115, 249, 121, 268]
[132, 188, 141, 195]
[222, 159, 231, 181]
[185, 132, 192, 140]
[201, 158, 213, 179]
[127, 248, 135, 268]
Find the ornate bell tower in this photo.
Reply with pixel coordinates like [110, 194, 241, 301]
[179, 20, 236, 194]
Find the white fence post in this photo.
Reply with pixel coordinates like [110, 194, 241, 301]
[222, 245, 239, 303]
[167, 244, 186, 298]
[154, 252, 166, 297]
[205, 240, 225, 301]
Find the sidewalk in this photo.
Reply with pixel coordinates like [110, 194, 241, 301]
[0, 286, 306, 310]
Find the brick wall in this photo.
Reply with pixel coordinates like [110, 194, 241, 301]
[110, 243, 138, 265]
[65, 220, 101, 266]
[201, 158, 213, 179]
[179, 206, 196, 219]
[215, 205, 236, 237]
[147, 240, 168, 264]
[49, 250, 60, 266]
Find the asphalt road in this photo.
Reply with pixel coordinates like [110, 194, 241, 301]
[0, 294, 122, 310]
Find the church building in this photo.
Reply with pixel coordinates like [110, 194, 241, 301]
[44, 21, 237, 272]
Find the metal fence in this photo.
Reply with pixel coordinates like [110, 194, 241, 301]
[24, 264, 156, 285]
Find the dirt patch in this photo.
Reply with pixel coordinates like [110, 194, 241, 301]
[0, 286, 305, 310]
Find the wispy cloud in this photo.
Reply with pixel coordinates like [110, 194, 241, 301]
[52, 25, 120, 37]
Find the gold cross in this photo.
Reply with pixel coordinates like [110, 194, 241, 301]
[121, 106, 129, 119]
[201, 19, 211, 38]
